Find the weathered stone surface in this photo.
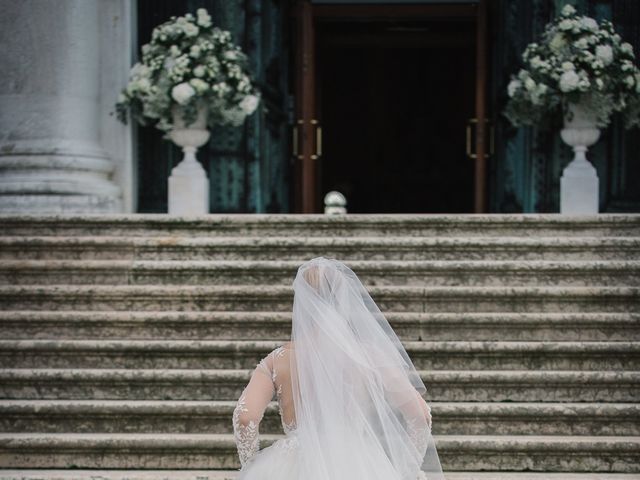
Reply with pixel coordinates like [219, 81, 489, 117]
[1, 400, 637, 436]
[1, 213, 639, 237]
[0, 368, 637, 402]
[0, 434, 638, 472]
[1, 471, 639, 480]
[2, 259, 639, 287]
[1, 311, 636, 341]
[1, 339, 638, 371]
[0, 213, 639, 476]
[3, 235, 640, 261]
[0, 284, 637, 312]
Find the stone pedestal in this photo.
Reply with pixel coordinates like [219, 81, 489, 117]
[560, 153, 600, 215]
[559, 102, 601, 215]
[0, 0, 123, 213]
[168, 106, 210, 215]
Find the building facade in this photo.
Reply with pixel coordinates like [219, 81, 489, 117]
[1, 0, 638, 214]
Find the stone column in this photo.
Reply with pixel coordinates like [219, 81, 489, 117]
[0, 0, 123, 213]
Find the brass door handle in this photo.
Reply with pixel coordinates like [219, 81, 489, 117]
[466, 118, 493, 159]
[311, 119, 322, 160]
[466, 121, 477, 159]
[293, 119, 321, 160]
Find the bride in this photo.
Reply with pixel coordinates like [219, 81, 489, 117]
[232, 256, 445, 479]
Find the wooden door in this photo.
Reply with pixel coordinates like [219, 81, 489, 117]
[291, 0, 318, 213]
[472, 0, 490, 213]
[291, 0, 489, 213]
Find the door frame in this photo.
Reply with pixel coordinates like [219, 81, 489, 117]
[290, 0, 489, 213]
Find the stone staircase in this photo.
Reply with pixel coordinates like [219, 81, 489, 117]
[0, 213, 639, 480]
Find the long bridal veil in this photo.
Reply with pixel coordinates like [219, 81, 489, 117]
[290, 257, 445, 480]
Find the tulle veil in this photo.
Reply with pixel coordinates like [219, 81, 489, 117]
[289, 256, 445, 480]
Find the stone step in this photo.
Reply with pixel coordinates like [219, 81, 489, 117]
[0, 433, 637, 472]
[1, 213, 639, 237]
[1, 471, 639, 480]
[1, 285, 637, 313]
[2, 260, 639, 287]
[1, 369, 637, 402]
[1, 400, 637, 436]
[2, 340, 638, 371]
[1, 311, 637, 342]
[2, 236, 639, 261]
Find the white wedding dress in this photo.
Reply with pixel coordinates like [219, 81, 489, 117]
[232, 257, 444, 480]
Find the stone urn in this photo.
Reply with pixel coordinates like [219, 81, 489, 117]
[167, 105, 210, 215]
[559, 101, 601, 214]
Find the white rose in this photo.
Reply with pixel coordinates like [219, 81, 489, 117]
[171, 82, 196, 105]
[574, 38, 589, 49]
[224, 50, 239, 61]
[170, 45, 181, 57]
[621, 42, 634, 55]
[625, 75, 635, 89]
[595, 78, 604, 90]
[193, 65, 206, 77]
[240, 94, 259, 115]
[183, 23, 199, 37]
[561, 4, 576, 16]
[196, 8, 212, 28]
[190, 45, 201, 58]
[507, 79, 522, 97]
[580, 17, 598, 32]
[136, 78, 151, 91]
[562, 61, 575, 71]
[189, 78, 209, 94]
[595, 45, 614, 65]
[559, 70, 581, 92]
[212, 82, 231, 98]
[550, 33, 566, 52]
[530, 84, 548, 105]
[530, 56, 543, 68]
[559, 19, 574, 31]
[525, 77, 536, 91]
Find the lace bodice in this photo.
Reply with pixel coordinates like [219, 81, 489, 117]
[232, 344, 297, 467]
[231, 343, 434, 470]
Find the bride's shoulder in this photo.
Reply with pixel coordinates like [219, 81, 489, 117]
[273, 341, 293, 356]
[272, 343, 289, 358]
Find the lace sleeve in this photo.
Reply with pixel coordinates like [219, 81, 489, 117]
[377, 360, 433, 457]
[232, 353, 276, 467]
[405, 394, 432, 457]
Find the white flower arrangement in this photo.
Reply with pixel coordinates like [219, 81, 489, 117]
[505, 4, 640, 129]
[116, 8, 261, 133]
